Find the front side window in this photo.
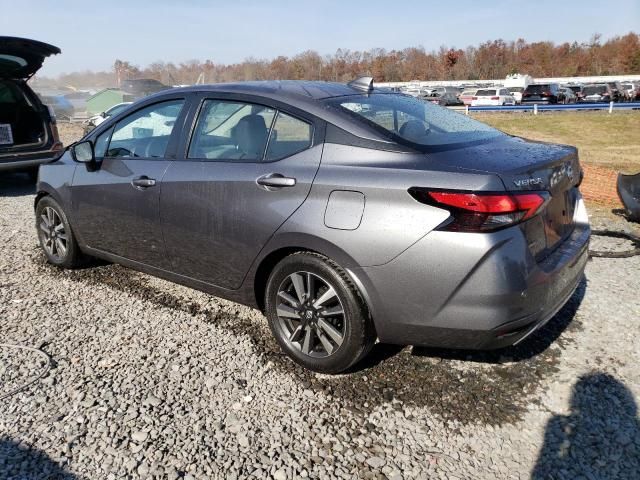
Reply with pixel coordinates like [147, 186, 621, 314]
[265, 112, 312, 161]
[188, 100, 275, 161]
[327, 93, 502, 148]
[105, 99, 184, 159]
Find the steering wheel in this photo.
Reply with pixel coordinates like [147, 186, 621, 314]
[144, 137, 165, 158]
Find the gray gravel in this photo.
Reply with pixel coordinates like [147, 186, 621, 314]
[1, 171, 639, 479]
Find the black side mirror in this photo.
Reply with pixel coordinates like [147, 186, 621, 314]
[72, 141, 95, 163]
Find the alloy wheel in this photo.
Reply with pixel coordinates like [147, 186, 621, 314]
[275, 271, 346, 358]
[39, 206, 67, 261]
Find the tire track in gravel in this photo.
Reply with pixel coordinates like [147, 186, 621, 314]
[30, 248, 585, 427]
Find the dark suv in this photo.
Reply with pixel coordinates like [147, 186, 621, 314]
[0, 37, 63, 179]
[521, 83, 561, 104]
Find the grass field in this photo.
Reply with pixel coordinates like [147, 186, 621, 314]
[473, 111, 640, 172]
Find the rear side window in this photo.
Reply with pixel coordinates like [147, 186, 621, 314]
[265, 112, 312, 161]
[188, 100, 275, 161]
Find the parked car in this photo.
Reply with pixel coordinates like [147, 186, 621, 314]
[459, 89, 478, 106]
[582, 84, 614, 103]
[0, 36, 63, 179]
[424, 91, 463, 106]
[506, 87, 524, 104]
[35, 78, 590, 373]
[470, 88, 516, 106]
[430, 86, 460, 97]
[83, 102, 133, 134]
[565, 85, 584, 102]
[606, 81, 627, 102]
[521, 83, 561, 104]
[621, 83, 635, 101]
[38, 94, 74, 120]
[559, 87, 577, 104]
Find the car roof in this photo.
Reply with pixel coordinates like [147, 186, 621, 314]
[149, 80, 398, 142]
[172, 80, 385, 104]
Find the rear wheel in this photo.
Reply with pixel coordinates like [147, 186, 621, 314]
[265, 252, 375, 373]
[35, 196, 85, 268]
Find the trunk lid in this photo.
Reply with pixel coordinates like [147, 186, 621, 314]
[427, 135, 582, 256]
[0, 37, 61, 79]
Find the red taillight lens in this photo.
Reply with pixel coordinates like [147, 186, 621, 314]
[409, 189, 549, 232]
[490, 96, 499, 100]
[472, 96, 478, 100]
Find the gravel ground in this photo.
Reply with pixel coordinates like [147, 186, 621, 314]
[1, 166, 639, 479]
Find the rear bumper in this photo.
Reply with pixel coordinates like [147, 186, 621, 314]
[521, 99, 554, 104]
[350, 199, 590, 350]
[0, 151, 59, 172]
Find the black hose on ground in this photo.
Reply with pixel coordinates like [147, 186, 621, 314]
[589, 229, 640, 258]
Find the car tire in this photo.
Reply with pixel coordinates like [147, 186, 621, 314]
[35, 196, 85, 268]
[264, 252, 375, 374]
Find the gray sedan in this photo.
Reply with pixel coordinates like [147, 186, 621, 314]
[35, 78, 590, 373]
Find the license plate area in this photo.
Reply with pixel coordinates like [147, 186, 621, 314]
[543, 188, 577, 250]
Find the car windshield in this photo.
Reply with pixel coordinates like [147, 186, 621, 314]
[326, 93, 502, 147]
[476, 89, 497, 96]
[583, 85, 607, 95]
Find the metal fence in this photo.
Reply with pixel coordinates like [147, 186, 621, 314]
[465, 102, 640, 114]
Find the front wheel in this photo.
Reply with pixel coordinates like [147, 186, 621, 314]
[35, 196, 85, 268]
[265, 252, 375, 373]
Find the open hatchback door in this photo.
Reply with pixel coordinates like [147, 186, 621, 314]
[0, 36, 60, 79]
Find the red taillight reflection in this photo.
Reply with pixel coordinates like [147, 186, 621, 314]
[428, 192, 546, 220]
[409, 189, 549, 232]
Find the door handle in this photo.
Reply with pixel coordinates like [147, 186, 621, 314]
[256, 173, 296, 189]
[131, 176, 157, 189]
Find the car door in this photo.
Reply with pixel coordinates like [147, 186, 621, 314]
[71, 97, 187, 267]
[160, 96, 323, 290]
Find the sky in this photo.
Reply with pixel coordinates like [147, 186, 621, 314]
[1, 0, 638, 77]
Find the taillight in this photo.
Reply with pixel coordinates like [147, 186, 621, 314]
[408, 189, 549, 232]
[490, 96, 499, 100]
[472, 96, 478, 100]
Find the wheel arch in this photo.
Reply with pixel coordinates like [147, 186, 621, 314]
[34, 183, 63, 210]
[250, 233, 367, 313]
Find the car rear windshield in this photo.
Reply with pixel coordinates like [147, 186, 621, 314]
[568, 86, 582, 92]
[583, 85, 607, 95]
[475, 89, 497, 96]
[326, 93, 502, 147]
[507, 87, 524, 93]
[525, 84, 551, 94]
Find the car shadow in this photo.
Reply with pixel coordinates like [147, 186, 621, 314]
[351, 276, 587, 371]
[531, 372, 640, 479]
[0, 436, 77, 479]
[0, 172, 36, 197]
